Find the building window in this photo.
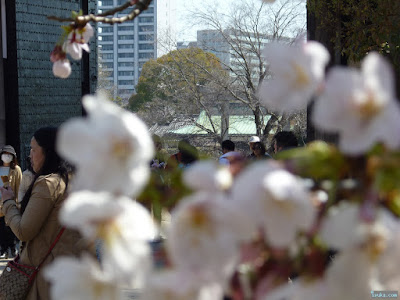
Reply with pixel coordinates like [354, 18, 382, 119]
[118, 71, 134, 76]
[100, 36, 113, 42]
[101, 62, 113, 69]
[138, 52, 154, 59]
[118, 35, 134, 40]
[118, 80, 133, 85]
[118, 53, 134, 58]
[139, 16, 154, 23]
[101, 44, 114, 51]
[118, 25, 134, 32]
[142, 7, 154, 14]
[138, 43, 154, 50]
[118, 62, 134, 67]
[102, 53, 114, 59]
[118, 44, 133, 49]
[100, 0, 113, 6]
[139, 25, 154, 32]
[100, 26, 114, 33]
[139, 34, 154, 41]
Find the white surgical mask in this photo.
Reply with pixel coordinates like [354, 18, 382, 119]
[1, 154, 13, 164]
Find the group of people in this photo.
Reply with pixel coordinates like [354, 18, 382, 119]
[0, 127, 90, 299]
[218, 131, 299, 166]
[151, 131, 299, 170]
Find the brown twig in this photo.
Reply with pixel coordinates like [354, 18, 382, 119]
[47, 0, 153, 25]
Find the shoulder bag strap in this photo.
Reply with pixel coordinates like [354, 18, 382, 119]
[36, 227, 65, 271]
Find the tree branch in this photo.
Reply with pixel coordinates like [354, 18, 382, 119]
[47, 0, 153, 25]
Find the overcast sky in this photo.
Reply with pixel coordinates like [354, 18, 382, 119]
[175, 0, 231, 41]
[174, 0, 306, 41]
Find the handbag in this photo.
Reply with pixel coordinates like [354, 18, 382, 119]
[0, 227, 65, 300]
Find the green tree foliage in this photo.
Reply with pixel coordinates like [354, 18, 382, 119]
[128, 48, 225, 119]
[308, 0, 400, 67]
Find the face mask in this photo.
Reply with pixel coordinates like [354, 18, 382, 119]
[1, 154, 13, 164]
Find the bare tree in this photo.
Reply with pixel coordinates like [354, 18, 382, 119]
[187, 0, 307, 144]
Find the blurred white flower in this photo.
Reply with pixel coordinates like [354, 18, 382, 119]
[140, 269, 223, 300]
[64, 23, 94, 60]
[57, 92, 154, 196]
[320, 203, 400, 293]
[312, 52, 400, 154]
[231, 162, 316, 248]
[166, 192, 250, 284]
[183, 160, 233, 192]
[258, 41, 330, 113]
[60, 191, 157, 287]
[52, 59, 71, 78]
[266, 279, 325, 300]
[44, 255, 121, 300]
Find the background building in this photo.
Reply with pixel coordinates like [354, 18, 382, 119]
[0, 0, 97, 168]
[97, 0, 176, 100]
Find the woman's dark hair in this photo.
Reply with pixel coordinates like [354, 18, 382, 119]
[20, 127, 69, 214]
[25, 157, 35, 174]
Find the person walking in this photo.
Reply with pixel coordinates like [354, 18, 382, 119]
[219, 140, 241, 165]
[0, 127, 88, 300]
[0, 145, 22, 258]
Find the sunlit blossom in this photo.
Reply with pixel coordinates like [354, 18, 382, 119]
[140, 269, 223, 300]
[44, 255, 120, 300]
[258, 41, 330, 113]
[320, 203, 400, 293]
[57, 92, 154, 196]
[312, 52, 400, 154]
[183, 160, 233, 192]
[60, 191, 157, 287]
[166, 192, 250, 284]
[52, 59, 71, 79]
[231, 161, 316, 248]
[64, 23, 94, 60]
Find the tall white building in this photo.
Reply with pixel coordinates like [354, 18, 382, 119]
[97, 0, 162, 99]
[197, 29, 277, 82]
[156, 0, 177, 57]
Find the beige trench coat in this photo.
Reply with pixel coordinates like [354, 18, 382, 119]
[2, 174, 87, 300]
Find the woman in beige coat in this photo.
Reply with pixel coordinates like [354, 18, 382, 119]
[0, 127, 87, 300]
[0, 145, 22, 258]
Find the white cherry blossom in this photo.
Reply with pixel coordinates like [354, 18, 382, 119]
[64, 23, 94, 60]
[258, 41, 330, 113]
[183, 160, 233, 192]
[57, 92, 154, 196]
[312, 52, 400, 154]
[166, 191, 250, 284]
[231, 161, 316, 248]
[52, 59, 71, 78]
[266, 279, 325, 300]
[320, 203, 400, 293]
[60, 191, 157, 287]
[140, 270, 223, 300]
[44, 254, 121, 300]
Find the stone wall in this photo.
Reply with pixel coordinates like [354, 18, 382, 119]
[13, 0, 97, 167]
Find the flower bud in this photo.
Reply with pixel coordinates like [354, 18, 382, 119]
[53, 59, 71, 79]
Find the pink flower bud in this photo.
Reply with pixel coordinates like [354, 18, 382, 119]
[53, 59, 72, 79]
